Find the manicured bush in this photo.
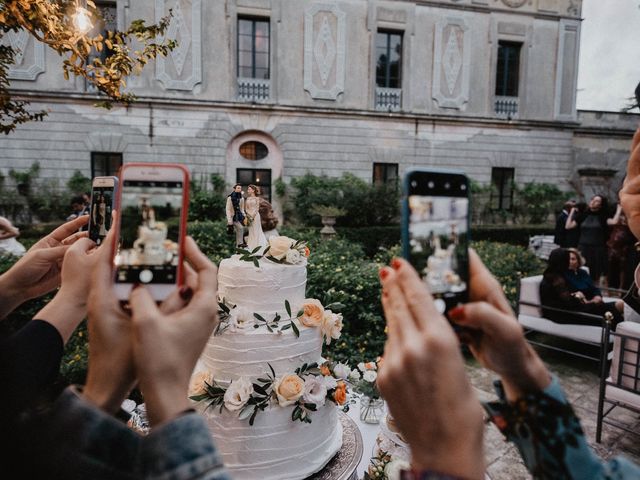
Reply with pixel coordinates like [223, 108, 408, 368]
[288, 173, 400, 227]
[471, 225, 553, 247]
[337, 225, 401, 257]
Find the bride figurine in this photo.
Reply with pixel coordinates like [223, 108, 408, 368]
[244, 184, 267, 252]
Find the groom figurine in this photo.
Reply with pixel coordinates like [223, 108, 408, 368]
[226, 184, 246, 248]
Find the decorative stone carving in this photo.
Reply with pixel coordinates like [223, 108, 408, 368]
[1, 29, 45, 81]
[432, 17, 470, 110]
[304, 3, 346, 100]
[155, 0, 202, 91]
[501, 0, 528, 7]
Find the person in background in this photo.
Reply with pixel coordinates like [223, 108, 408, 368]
[259, 196, 279, 240]
[554, 200, 579, 248]
[0, 215, 26, 256]
[225, 184, 246, 248]
[565, 194, 610, 284]
[66, 195, 88, 222]
[606, 203, 636, 290]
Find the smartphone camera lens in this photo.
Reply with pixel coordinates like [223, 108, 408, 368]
[427, 181, 435, 189]
[411, 180, 418, 188]
[460, 184, 467, 191]
[444, 182, 450, 190]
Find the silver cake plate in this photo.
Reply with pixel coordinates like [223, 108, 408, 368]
[306, 410, 363, 480]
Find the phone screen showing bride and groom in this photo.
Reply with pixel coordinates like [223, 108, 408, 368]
[408, 194, 469, 314]
[89, 186, 114, 245]
[115, 180, 183, 285]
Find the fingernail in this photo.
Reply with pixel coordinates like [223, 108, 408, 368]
[449, 305, 465, 322]
[179, 286, 193, 301]
[379, 267, 390, 280]
[391, 258, 402, 270]
[132, 283, 141, 291]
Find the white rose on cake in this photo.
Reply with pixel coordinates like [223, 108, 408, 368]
[320, 310, 343, 345]
[363, 370, 378, 383]
[384, 458, 410, 480]
[348, 369, 361, 382]
[333, 363, 351, 380]
[229, 306, 252, 331]
[273, 373, 305, 406]
[268, 236, 296, 260]
[285, 248, 302, 264]
[189, 371, 213, 397]
[223, 376, 253, 411]
[302, 376, 328, 406]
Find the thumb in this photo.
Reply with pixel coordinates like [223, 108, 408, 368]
[66, 237, 96, 255]
[128, 285, 161, 324]
[452, 301, 520, 338]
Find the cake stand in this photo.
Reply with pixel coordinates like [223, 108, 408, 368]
[306, 410, 363, 480]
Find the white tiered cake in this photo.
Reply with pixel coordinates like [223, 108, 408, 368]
[190, 238, 345, 480]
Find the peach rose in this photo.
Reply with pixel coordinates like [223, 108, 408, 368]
[320, 364, 331, 376]
[300, 298, 324, 327]
[304, 246, 310, 257]
[189, 370, 213, 397]
[333, 381, 347, 405]
[268, 236, 296, 260]
[320, 310, 343, 345]
[273, 373, 305, 406]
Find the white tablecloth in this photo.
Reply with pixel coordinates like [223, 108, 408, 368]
[345, 397, 385, 479]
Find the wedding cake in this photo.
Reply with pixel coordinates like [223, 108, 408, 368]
[189, 236, 346, 480]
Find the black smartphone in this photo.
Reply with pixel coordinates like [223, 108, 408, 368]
[88, 176, 118, 245]
[402, 168, 470, 320]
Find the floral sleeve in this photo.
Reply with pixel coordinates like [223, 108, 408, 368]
[483, 376, 640, 480]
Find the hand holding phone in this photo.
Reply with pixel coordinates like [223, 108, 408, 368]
[113, 163, 190, 301]
[402, 168, 470, 321]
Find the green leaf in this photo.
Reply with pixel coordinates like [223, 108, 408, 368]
[253, 383, 268, 396]
[251, 246, 261, 254]
[280, 323, 291, 331]
[268, 363, 276, 377]
[188, 394, 209, 401]
[238, 406, 253, 421]
[253, 258, 260, 268]
[273, 313, 281, 323]
[254, 313, 266, 322]
[285, 300, 292, 317]
[291, 321, 300, 338]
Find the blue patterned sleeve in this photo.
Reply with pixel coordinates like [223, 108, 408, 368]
[482, 376, 640, 480]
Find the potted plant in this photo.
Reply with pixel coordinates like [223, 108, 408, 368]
[310, 204, 346, 240]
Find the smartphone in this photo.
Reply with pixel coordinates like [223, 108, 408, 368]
[402, 168, 470, 320]
[113, 163, 190, 301]
[88, 176, 118, 245]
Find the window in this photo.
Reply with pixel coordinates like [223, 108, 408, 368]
[237, 17, 270, 79]
[490, 167, 515, 210]
[376, 31, 403, 89]
[373, 163, 398, 186]
[237, 168, 272, 202]
[239, 141, 269, 160]
[91, 152, 123, 178]
[495, 41, 521, 97]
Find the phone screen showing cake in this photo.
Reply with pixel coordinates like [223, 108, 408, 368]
[407, 193, 469, 315]
[115, 180, 183, 285]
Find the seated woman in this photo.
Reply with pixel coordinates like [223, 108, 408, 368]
[565, 247, 624, 314]
[540, 248, 623, 328]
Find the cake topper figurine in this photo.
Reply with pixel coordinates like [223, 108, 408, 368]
[226, 184, 246, 248]
[244, 184, 267, 252]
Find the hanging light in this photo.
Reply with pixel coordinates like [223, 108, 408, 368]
[72, 0, 93, 34]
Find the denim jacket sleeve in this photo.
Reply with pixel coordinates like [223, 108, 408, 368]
[140, 411, 232, 480]
[483, 376, 640, 480]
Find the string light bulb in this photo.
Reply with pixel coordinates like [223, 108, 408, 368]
[72, 0, 93, 34]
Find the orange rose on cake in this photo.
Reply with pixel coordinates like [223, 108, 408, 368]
[273, 373, 305, 406]
[300, 298, 324, 327]
[189, 371, 213, 397]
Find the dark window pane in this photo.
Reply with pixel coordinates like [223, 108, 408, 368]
[239, 66, 252, 78]
[91, 152, 123, 178]
[495, 41, 521, 97]
[236, 168, 272, 202]
[255, 68, 269, 80]
[490, 167, 515, 211]
[238, 34, 253, 51]
[376, 30, 403, 88]
[254, 35, 269, 53]
[239, 141, 269, 160]
[239, 19, 252, 35]
[373, 163, 399, 186]
[237, 17, 270, 80]
[255, 52, 269, 69]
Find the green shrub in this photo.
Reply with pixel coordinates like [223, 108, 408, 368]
[337, 225, 401, 257]
[289, 173, 400, 227]
[67, 170, 91, 195]
[187, 220, 236, 265]
[471, 240, 544, 308]
[471, 225, 553, 247]
[514, 182, 568, 224]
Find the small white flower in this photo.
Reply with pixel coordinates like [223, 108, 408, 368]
[333, 363, 351, 380]
[320, 310, 343, 345]
[384, 458, 410, 480]
[229, 307, 252, 331]
[321, 375, 338, 390]
[363, 370, 378, 383]
[302, 375, 328, 406]
[348, 370, 361, 382]
[357, 362, 366, 372]
[285, 248, 302, 264]
[223, 376, 253, 412]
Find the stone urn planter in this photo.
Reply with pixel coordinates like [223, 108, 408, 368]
[320, 215, 337, 240]
[311, 205, 346, 241]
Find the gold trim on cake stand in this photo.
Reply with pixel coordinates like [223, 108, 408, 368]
[306, 410, 363, 480]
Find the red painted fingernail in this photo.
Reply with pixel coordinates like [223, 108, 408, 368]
[379, 267, 390, 280]
[449, 305, 465, 322]
[391, 258, 402, 270]
[132, 283, 141, 290]
[179, 286, 193, 301]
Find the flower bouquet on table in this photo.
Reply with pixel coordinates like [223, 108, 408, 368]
[348, 358, 385, 424]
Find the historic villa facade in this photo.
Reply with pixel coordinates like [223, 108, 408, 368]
[0, 0, 638, 218]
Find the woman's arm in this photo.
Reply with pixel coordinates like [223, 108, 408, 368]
[607, 203, 623, 226]
[565, 208, 578, 230]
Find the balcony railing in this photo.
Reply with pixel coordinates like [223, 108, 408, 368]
[375, 87, 402, 112]
[494, 96, 519, 119]
[237, 78, 270, 102]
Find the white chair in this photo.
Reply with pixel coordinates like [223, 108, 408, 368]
[596, 320, 640, 442]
